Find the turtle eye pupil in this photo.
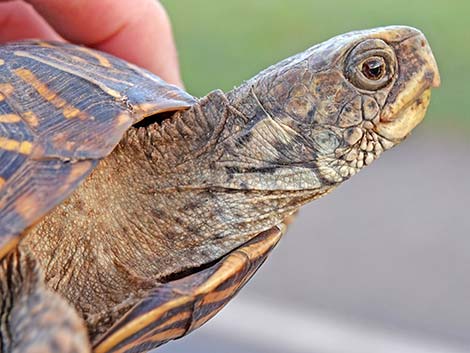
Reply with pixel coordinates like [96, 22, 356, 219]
[362, 59, 385, 80]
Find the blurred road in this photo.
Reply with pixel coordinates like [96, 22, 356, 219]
[159, 127, 470, 353]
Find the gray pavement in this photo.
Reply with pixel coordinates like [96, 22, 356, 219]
[158, 127, 470, 353]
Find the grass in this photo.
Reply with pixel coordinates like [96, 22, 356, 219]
[161, 0, 469, 132]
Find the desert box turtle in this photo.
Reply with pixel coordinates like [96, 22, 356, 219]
[0, 26, 439, 352]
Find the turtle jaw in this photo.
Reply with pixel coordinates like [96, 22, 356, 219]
[374, 88, 431, 143]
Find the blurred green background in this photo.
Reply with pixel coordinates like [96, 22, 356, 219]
[161, 0, 469, 133]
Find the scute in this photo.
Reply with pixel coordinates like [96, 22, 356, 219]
[0, 40, 196, 257]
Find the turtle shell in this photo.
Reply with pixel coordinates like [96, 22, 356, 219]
[0, 40, 196, 258]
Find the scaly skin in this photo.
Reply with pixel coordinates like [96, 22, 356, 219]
[10, 26, 440, 351]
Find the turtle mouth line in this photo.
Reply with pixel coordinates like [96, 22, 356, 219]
[374, 89, 431, 142]
[380, 84, 429, 123]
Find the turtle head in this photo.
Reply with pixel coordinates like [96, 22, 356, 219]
[226, 26, 439, 192]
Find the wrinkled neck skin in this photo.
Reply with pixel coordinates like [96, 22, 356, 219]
[21, 84, 330, 338]
[111, 87, 328, 252]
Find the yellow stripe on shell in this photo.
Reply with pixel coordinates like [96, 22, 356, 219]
[93, 296, 193, 353]
[0, 59, 4, 66]
[0, 114, 21, 123]
[137, 310, 191, 342]
[14, 51, 123, 99]
[71, 55, 87, 63]
[62, 106, 81, 119]
[77, 46, 112, 68]
[109, 327, 187, 353]
[110, 311, 192, 353]
[13, 68, 85, 119]
[22, 111, 40, 127]
[37, 41, 55, 48]
[0, 138, 33, 155]
[0, 83, 14, 101]
[238, 227, 283, 260]
[194, 252, 246, 297]
[14, 68, 55, 100]
[199, 280, 243, 307]
[0, 177, 5, 188]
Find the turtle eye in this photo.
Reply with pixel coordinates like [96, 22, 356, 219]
[362, 57, 385, 80]
[345, 39, 397, 91]
[349, 55, 392, 90]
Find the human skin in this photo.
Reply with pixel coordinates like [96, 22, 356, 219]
[0, 0, 183, 86]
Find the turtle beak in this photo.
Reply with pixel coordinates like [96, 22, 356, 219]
[375, 30, 440, 142]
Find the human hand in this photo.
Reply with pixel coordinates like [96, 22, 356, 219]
[0, 0, 183, 87]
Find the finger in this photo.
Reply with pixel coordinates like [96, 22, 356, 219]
[0, 1, 63, 43]
[25, 0, 183, 86]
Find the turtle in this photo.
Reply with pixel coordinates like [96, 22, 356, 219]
[0, 25, 439, 353]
